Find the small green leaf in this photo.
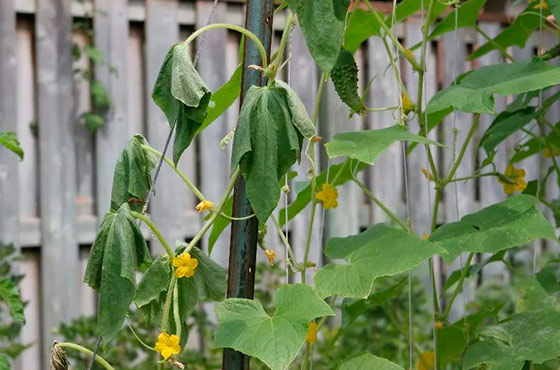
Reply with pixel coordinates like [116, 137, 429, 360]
[468, 8, 540, 61]
[427, 60, 560, 114]
[428, 0, 487, 40]
[152, 42, 211, 164]
[278, 159, 367, 227]
[326, 125, 441, 165]
[0, 279, 25, 325]
[0, 354, 9, 370]
[214, 284, 334, 370]
[463, 310, 560, 370]
[331, 49, 364, 113]
[479, 107, 536, 155]
[135, 255, 170, 308]
[430, 195, 557, 263]
[338, 353, 405, 370]
[315, 224, 444, 298]
[198, 64, 242, 134]
[84, 203, 151, 344]
[110, 135, 158, 212]
[343, 9, 382, 54]
[84, 45, 105, 64]
[286, 0, 345, 72]
[91, 80, 112, 110]
[0, 133, 23, 160]
[82, 112, 105, 133]
[387, 0, 448, 27]
[231, 85, 304, 223]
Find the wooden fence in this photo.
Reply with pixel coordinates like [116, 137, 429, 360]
[0, 0, 558, 369]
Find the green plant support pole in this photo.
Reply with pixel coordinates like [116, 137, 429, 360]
[222, 0, 273, 369]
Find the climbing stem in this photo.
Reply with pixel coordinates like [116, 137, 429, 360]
[444, 114, 480, 184]
[441, 253, 475, 321]
[142, 144, 206, 201]
[271, 214, 300, 270]
[186, 23, 268, 69]
[131, 212, 174, 258]
[56, 342, 115, 370]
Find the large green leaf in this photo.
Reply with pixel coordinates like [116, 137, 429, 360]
[479, 107, 536, 155]
[549, 0, 560, 24]
[468, 8, 541, 61]
[428, 0, 487, 40]
[152, 42, 211, 164]
[463, 310, 560, 370]
[0, 279, 24, 325]
[427, 60, 560, 114]
[110, 135, 158, 213]
[286, 0, 345, 73]
[338, 353, 405, 370]
[231, 85, 309, 223]
[387, 0, 448, 27]
[0, 354, 9, 370]
[343, 9, 382, 54]
[278, 159, 367, 227]
[315, 224, 444, 298]
[197, 64, 242, 134]
[0, 133, 23, 160]
[430, 195, 556, 263]
[325, 125, 441, 165]
[515, 264, 560, 313]
[84, 203, 151, 344]
[214, 284, 334, 370]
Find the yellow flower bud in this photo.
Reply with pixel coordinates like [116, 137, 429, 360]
[195, 200, 214, 213]
[264, 249, 276, 265]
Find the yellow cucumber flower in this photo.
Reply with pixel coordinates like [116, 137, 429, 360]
[264, 249, 276, 265]
[418, 351, 435, 370]
[534, 0, 548, 9]
[316, 183, 338, 209]
[173, 252, 198, 278]
[402, 92, 415, 114]
[155, 332, 181, 360]
[195, 200, 214, 213]
[497, 164, 527, 195]
[306, 322, 318, 344]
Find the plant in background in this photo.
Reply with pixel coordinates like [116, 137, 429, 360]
[52, 0, 560, 369]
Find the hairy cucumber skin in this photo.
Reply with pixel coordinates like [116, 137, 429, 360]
[331, 49, 364, 113]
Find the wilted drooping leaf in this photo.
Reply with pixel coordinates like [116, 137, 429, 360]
[315, 224, 444, 298]
[214, 284, 334, 370]
[152, 42, 211, 164]
[110, 135, 158, 213]
[430, 195, 556, 263]
[231, 84, 313, 223]
[325, 125, 441, 165]
[84, 203, 151, 344]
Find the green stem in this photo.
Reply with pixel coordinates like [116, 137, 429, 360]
[474, 25, 515, 62]
[363, 0, 422, 72]
[132, 212, 174, 257]
[353, 177, 409, 231]
[444, 114, 480, 184]
[142, 144, 205, 201]
[271, 214, 299, 270]
[161, 275, 177, 333]
[365, 105, 399, 112]
[441, 253, 475, 322]
[186, 23, 268, 69]
[443, 172, 498, 184]
[271, 11, 295, 79]
[186, 167, 240, 253]
[173, 280, 181, 336]
[56, 342, 115, 370]
[301, 199, 318, 284]
[301, 343, 312, 370]
[220, 212, 255, 221]
[127, 318, 156, 352]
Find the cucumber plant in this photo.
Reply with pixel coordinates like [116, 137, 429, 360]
[52, 0, 560, 369]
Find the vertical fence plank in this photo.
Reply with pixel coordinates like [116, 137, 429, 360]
[145, 0, 186, 247]
[19, 251, 41, 370]
[0, 0, 19, 249]
[367, 37, 405, 223]
[289, 25, 320, 282]
[36, 0, 79, 360]
[196, 1, 231, 264]
[128, 25, 145, 137]
[94, 0, 130, 218]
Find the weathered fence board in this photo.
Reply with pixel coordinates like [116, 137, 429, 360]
[35, 0, 79, 362]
